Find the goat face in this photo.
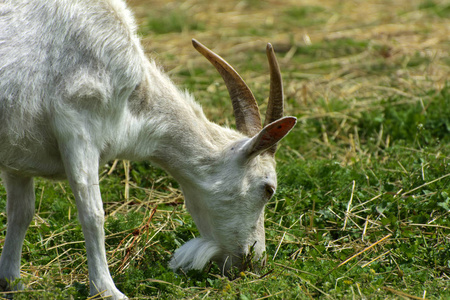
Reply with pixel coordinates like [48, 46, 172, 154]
[176, 152, 277, 275]
[169, 39, 297, 273]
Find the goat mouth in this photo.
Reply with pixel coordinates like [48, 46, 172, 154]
[216, 244, 266, 278]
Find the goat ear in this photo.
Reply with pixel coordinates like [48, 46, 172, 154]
[242, 116, 296, 160]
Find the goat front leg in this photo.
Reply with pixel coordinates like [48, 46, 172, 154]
[60, 143, 127, 300]
[0, 172, 35, 291]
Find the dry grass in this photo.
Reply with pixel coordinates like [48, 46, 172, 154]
[130, 0, 448, 86]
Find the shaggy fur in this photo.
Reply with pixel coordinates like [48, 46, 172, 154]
[0, 0, 295, 299]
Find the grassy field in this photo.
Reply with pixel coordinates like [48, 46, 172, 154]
[1, 0, 449, 299]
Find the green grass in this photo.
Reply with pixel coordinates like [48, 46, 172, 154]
[283, 5, 328, 27]
[139, 8, 205, 35]
[1, 0, 449, 299]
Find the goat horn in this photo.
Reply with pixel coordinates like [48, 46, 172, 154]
[192, 39, 262, 137]
[264, 43, 284, 156]
[264, 43, 284, 127]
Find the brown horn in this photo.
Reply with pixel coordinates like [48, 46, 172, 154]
[192, 39, 262, 136]
[264, 43, 284, 127]
[264, 43, 284, 156]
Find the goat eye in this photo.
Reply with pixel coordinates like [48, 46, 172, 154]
[264, 184, 276, 200]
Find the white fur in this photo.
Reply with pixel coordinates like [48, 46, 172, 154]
[170, 238, 221, 271]
[0, 0, 294, 299]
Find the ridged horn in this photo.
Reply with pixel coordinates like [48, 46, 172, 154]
[192, 39, 262, 137]
[264, 43, 284, 156]
[264, 43, 284, 127]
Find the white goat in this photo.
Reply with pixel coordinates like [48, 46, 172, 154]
[0, 0, 296, 299]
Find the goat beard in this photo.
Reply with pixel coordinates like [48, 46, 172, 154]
[169, 236, 267, 278]
[169, 237, 221, 272]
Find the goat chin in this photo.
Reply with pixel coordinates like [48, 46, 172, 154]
[169, 237, 220, 271]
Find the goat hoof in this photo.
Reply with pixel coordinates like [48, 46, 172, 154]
[0, 278, 8, 291]
[91, 290, 129, 300]
[0, 278, 25, 293]
[0, 278, 15, 299]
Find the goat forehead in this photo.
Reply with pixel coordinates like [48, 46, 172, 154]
[215, 157, 276, 189]
[247, 155, 277, 178]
